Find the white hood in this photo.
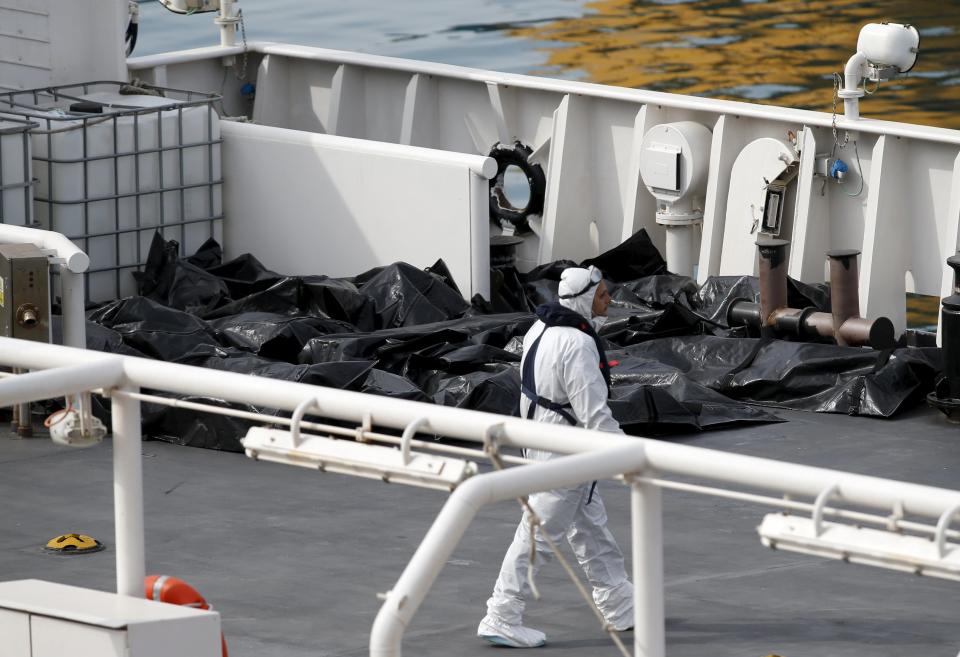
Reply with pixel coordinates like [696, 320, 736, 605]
[558, 267, 604, 328]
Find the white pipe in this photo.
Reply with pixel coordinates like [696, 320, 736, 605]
[0, 224, 89, 273]
[0, 339, 628, 454]
[842, 51, 868, 121]
[664, 225, 695, 278]
[369, 444, 649, 657]
[0, 360, 123, 406]
[631, 479, 665, 657]
[216, 0, 237, 48]
[3, 338, 960, 519]
[60, 269, 86, 351]
[400, 417, 429, 466]
[112, 384, 145, 597]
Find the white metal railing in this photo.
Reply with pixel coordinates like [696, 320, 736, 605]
[2, 336, 960, 657]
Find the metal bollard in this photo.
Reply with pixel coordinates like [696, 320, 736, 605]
[928, 294, 960, 421]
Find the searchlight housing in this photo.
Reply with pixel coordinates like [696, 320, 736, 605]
[157, 0, 221, 14]
[158, 0, 241, 50]
[839, 22, 920, 121]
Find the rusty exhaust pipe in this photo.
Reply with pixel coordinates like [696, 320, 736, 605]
[757, 238, 789, 337]
[728, 240, 894, 349]
[823, 249, 896, 349]
[827, 249, 861, 345]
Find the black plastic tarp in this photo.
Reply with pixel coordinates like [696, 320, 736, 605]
[79, 230, 943, 451]
[88, 296, 220, 362]
[612, 336, 941, 417]
[351, 260, 471, 328]
[210, 312, 354, 362]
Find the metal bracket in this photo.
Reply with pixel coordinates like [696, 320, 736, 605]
[934, 504, 960, 559]
[355, 411, 373, 443]
[290, 396, 322, 448]
[400, 417, 429, 466]
[812, 483, 841, 537]
[887, 500, 905, 532]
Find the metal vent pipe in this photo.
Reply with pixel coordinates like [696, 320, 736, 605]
[757, 238, 790, 336]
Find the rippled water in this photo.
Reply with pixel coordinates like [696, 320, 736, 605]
[514, 0, 960, 128]
[136, 0, 960, 128]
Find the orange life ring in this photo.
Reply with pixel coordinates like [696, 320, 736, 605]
[145, 575, 229, 657]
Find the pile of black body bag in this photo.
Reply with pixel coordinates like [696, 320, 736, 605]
[82, 231, 942, 451]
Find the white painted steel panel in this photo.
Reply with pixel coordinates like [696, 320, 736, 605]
[860, 135, 909, 333]
[720, 137, 798, 276]
[0, 580, 220, 657]
[220, 121, 492, 299]
[0, 608, 30, 657]
[0, 579, 218, 626]
[31, 617, 128, 657]
[0, 0, 125, 89]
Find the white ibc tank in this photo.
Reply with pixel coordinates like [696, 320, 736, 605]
[0, 119, 33, 226]
[32, 92, 222, 301]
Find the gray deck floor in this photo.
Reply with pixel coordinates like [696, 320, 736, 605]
[3, 405, 960, 656]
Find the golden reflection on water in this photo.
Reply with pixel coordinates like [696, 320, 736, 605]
[512, 0, 960, 129]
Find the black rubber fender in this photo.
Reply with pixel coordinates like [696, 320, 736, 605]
[488, 141, 546, 231]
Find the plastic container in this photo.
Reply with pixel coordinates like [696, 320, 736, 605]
[0, 118, 34, 227]
[0, 82, 222, 302]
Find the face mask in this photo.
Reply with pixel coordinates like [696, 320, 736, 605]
[591, 315, 608, 331]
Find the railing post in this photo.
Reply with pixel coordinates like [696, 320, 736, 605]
[59, 269, 86, 351]
[631, 477, 665, 657]
[111, 385, 145, 597]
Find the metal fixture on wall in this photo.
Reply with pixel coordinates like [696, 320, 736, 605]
[0, 243, 50, 437]
[639, 121, 712, 278]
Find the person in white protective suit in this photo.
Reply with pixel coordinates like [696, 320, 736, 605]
[477, 265, 633, 648]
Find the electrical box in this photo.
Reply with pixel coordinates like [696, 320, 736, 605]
[0, 243, 50, 343]
[761, 183, 787, 236]
[641, 143, 682, 192]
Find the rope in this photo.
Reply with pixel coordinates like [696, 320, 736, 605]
[43, 399, 73, 428]
[483, 436, 631, 657]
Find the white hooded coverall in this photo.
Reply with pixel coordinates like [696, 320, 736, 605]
[483, 269, 634, 630]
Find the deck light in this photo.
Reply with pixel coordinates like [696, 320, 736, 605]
[758, 514, 960, 582]
[242, 427, 477, 492]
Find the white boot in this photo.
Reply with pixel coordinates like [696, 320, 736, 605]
[477, 614, 546, 648]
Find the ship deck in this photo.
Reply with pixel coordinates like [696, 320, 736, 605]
[3, 405, 959, 657]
